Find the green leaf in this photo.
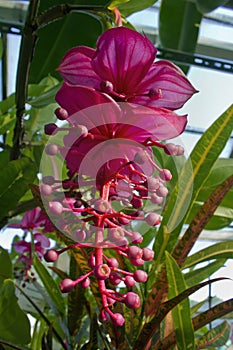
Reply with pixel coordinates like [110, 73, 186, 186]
[28, 83, 61, 109]
[0, 150, 10, 168]
[0, 280, 31, 345]
[116, 0, 159, 17]
[183, 241, 233, 269]
[33, 255, 65, 316]
[154, 104, 233, 267]
[184, 259, 226, 288]
[29, 10, 103, 83]
[0, 93, 15, 115]
[0, 158, 37, 222]
[165, 252, 195, 350]
[0, 112, 15, 134]
[0, 247, 13, 285]
[159, 0, 202, 53]
[195, 0, 229, 14]
[196, 158, 233, 209]
[195, 321, 230, 348]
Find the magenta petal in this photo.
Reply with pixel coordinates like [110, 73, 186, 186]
[21, 207, 44, 230]
[120, 105, 188, 141]
[34, 233, 50, 248]
[134, 60, 198, 109]
[14, 241, 30, 253]
[57, 46, 101, 88]
[92, 27, 156, 94]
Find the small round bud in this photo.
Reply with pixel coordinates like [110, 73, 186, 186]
[160, 169, 172, 182]
[111, 313, 125, 327]
[45, 144, 59, 156]
[118, 216, 130, 225]
[107, 258, 119, 268]
[74, 229, 86, 242]
[44, 249, 59, 262]
[131, 232, 143, 244]
[94, 264, 111, 280]
[42, 176, 55, 185]
[124, 276, 136, 287]
[156, 186, 168, 198]
[79, 277, 90, 288]
[147, 177, 160, 192]
[100, 80, 114, 93]
[44, 123, 58, 135]
[124, 292, 140, 309]
[49, 201, 63, 215]
[40, 184, 52, 196]
[145, 213, 160, 226]
[60, 278, 75, 293]
[133, 270, 148, 283]
[55, 107, 69, 120]
[128, 246, 143, 260]
[142, 248, 154, 261]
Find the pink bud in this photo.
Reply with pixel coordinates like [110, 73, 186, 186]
[160, 169, 172, 182]
[145, 213, 160, 226]
[79, 277, 90, 288]
[44, 123, 58, 135]
[124, 292, 140, 309]
[45, 144, 59, 156]
[40, 184, 52, 196]
[124, 276, 136, 287]
[55, 107, 69, 120]
[133, 270, 148, 283]
[60, 278, 75, 293]
[128, 246, 143, 260]
[49, 201, 63, 215]
[142, 248, 154, 261]
[44, 249, 59, 262]
[111, 313, 125, 326]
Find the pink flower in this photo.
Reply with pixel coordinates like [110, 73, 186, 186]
[57, 27, 197, 110]
[8, 207, 45, 230]
[56, 85, 187, 185]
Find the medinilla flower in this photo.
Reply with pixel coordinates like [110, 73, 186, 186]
[57, 27, 197, 110]
[55, 84, 187, 186]
[14, 233, 50, 280]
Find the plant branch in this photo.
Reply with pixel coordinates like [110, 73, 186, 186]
[10, 0, 40, 160]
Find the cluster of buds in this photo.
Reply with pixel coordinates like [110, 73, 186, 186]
[40, 26, 196, 326]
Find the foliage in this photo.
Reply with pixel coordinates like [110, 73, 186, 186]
[0, 1, 233, 349]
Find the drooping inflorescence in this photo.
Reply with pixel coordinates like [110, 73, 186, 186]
[40, 26, 197, 326]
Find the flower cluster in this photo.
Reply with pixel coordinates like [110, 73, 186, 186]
[9, 208, 51, 283]
[41, 27, 197, 326]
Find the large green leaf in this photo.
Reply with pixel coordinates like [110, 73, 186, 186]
[184, 259, 226, 288]
[0, 280, 31, 345]
[183, 241, 233, 269]
[195, 0, 229, 14]
[0, 247, 13, 285]
[154, 104, 233, 267]
[159, 0, 202, 52]
[0, 158, 37, 223]
[196, 158, 233, 209]
[114, 0, 159, 17]
[165, 252, 194, 350]
[29, 10, 103, 83]
[33, 255, 65, 316]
